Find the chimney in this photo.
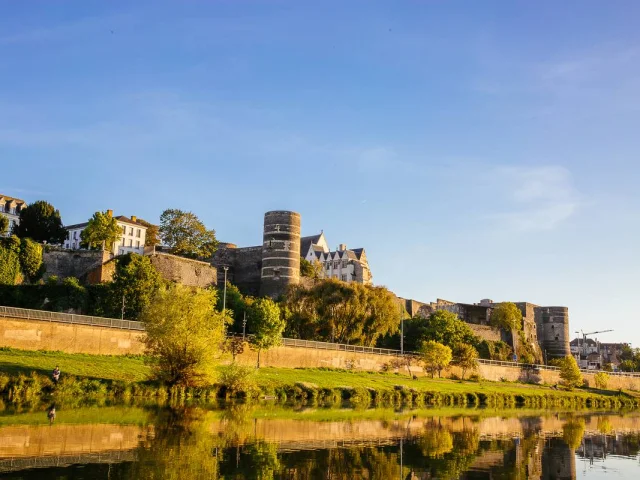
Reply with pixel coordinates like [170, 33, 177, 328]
[131, 215, 137, 223]
[106, 209, 113, 218]
[338, 244, 347, 251]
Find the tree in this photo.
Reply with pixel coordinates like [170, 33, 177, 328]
[594, 372, 610, 390]
[490, 302, 523, 331]
[223, 336, 247, 362]
[300, 257, 323, 279]
[110, 253, 163, 319]
[619, 360, 636, 372]
[248, 297, 284, 368]
[159, 209, 218, 259]
[19, 238, 43, 281]
[0, 215, 8, 236]
[281, 279, 401, 346]
[216, 282, 252, 333]
[80, 211, 122, 251]
[141, 285, 228, 385]
[136, 218, 160, 246]
[453, 344, 479, 380]
[421, 340, 452, 378]
[16, 200, 67, 244]
[422, 310, 478, 350]
[558, 355, 583, 390]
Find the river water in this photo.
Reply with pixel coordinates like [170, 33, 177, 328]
[1, 403, 639, 479]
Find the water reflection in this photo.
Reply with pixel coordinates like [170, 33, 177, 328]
[1, 405, 640, 479]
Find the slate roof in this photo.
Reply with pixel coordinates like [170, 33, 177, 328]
[65, 215, 148, 231]
[300, 234, 323, 256]
[0, 194, 26, 205]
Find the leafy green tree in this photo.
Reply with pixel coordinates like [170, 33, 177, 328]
[300, 257, 323, 278]
[281, 279, 401, 346]
[19, 238, 43, 280]
[110, 253, 163, 319]
[490, 302, 523, 331]
[80, 211, 122, 251]
[216, 281, 253, 333]
[559, 355, 583, 390]
[15, 200, 67, 244]
[248, 297, 285, 368]
[422, 310, 478, 350]
[223, 336, 247, 362]
[159, 208, 218, 259]
[141, 284, 228, 385]
[421, 340, 452, 378]
[0, 235, 22, 284]
[136, 218, 160, 246]
[0, 215, 8, 236]
[453, 343, 479, 380]
[619, 360, 637, 372]
[594, 372, 610, 390]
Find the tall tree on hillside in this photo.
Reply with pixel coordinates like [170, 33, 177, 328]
[421, 310, 479, 350]
[0, 215, 8, 236]
[80, 211, 122, 251]
[490, 302, 523, 331]
[110, 253, 164, 319]
[421, 341, 452, 378]
[136, 218, 161, 247]
[159, 209, 218, 259]
[282, 279, 402, 346]
[16, 200, 67, 244]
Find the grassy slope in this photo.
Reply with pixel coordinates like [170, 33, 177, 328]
[1, 348, 636, 402]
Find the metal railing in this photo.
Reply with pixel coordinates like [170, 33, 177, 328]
[0, 306, 145, 331]
[3, 305, 640, 378]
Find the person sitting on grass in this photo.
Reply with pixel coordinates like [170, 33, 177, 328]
[52, 366, 60, 384]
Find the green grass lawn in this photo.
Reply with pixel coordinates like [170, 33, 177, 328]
[0, 347, 636, 404]
[0, 348, 150, 382]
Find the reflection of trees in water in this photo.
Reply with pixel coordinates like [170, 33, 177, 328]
[562, 417, 586, 450]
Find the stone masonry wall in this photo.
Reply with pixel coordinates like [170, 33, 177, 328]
[0, 317, 144, 355]
[147, 253, 217, 288]
[42, 248, 112, 284]
[4, 316, 639, 390]
[231, 246, 263, 296]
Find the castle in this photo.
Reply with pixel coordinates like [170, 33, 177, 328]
[210, 210, 372, 297]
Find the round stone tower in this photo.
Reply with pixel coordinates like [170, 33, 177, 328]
[536, 306, 571, 361]
[259, 210, 301, 298]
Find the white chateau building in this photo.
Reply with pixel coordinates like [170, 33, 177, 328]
[63, 209, 148, 256]
[300, 232, 372, 284]
[0, 194, 27, 236]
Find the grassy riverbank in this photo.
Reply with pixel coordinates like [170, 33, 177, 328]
[1, 347, 639, 409]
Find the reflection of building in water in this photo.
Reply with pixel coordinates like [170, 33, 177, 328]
[542, 437, 576, 480]
[577, 433, 640, 462]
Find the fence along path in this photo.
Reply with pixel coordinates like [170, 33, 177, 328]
[2, 305, 639, 378]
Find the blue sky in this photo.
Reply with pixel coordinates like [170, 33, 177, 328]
[1, 1, 639, 345]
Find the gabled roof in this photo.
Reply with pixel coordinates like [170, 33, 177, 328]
[300, 233, 323, 257]
[0, 194, 26, 204]
[65, 222, 89, 230]
[351, 248, 365, 260]
[115, 216, 148, 228]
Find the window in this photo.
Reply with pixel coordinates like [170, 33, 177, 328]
[123, 238, 127, 246]
[342, 260, 348, 268]
[136, 240, 140, 248]
[129, 227, 133, 235]
[129, 239, 133, 247]
[73, 231, 77, 239]
[136, 229, 141, 238]
[342, 274, 347, 281]
[122, 225, 126, 234]
[333, 261, 339, 269]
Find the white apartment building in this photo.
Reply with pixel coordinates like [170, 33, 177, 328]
[300, 232, 372, 284]
[63, 210, 148, 256]
[0, 194, 27, 236]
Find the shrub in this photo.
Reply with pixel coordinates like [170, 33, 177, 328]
[218, 363, 256, 397]
[19, 238, 43, 281]
[594, 372, 610, 390]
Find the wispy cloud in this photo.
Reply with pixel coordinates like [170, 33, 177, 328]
[486, 166, 582, 232]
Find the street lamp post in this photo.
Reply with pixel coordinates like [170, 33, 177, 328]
[242, 312, 247, 340]
[222, 266, 229, 313]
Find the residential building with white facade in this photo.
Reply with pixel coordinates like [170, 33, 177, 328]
[63, 210, 148, 256]
[300, 232, 372, 284]
[0, 194, 27, 236]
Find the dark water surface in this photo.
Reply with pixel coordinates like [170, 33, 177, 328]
[1, 403, 640, 479]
